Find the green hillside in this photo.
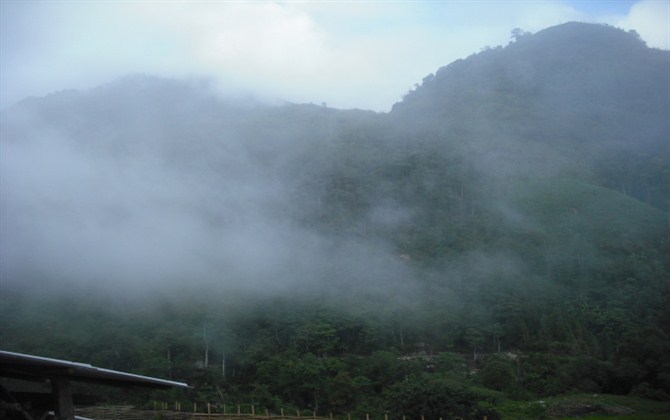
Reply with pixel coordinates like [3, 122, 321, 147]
[1, 22, 669, 418]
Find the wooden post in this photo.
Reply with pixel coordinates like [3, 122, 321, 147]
[421, 415, 425, 420]
[297, 409, 301, 417]
[366, 413, 370, 420]
[208, 403, 212, 416]
[330, 413, 333, 419]
[347, 413, 351, 420]
[266, 408, 270, 419]
[238, 405, 241, 415]
[252, 405, 255, 416]
[313, 410, 316, 419]
[51, 379, 75, 420]
[385, 413, 389, 420]
[281, 408, 285, 418]
[194, 402, 197, 413]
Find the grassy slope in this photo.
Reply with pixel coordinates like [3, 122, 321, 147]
[500, 394, 670, 419]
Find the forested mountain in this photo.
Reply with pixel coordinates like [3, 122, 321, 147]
[1, 22, 669, 418]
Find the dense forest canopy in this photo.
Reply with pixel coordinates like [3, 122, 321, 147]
[1, 22, 669, 418]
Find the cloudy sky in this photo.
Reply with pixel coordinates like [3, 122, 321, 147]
[1, 0, 668, 111]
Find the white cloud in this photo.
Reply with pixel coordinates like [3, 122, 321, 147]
[607, 0, 670, 49]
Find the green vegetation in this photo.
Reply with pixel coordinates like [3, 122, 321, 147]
[1, 23, 669, 418]
[499, 393, 670, 419]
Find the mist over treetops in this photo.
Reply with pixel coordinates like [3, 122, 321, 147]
[1, 22, 669, 416]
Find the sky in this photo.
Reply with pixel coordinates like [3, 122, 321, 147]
[0, 0, 668, 112]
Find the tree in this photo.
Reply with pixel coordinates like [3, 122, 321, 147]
[465, 328, 485, 361]
[385, 375, 500, 420]
[479, 356, 516, 391]
[510, 28, 531, 42]
[489, 323, 505, 353]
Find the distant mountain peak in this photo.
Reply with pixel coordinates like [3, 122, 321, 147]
[528, 21, 647, 47]
[392, 22, 666, 121]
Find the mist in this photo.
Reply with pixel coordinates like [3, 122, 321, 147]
[2, 19, 668, 308]
[0, 76, 427, 307]
[1, 19, 669, 415]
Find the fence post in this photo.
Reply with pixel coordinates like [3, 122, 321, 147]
[194, 402, 197, 413]
[238, 405, 242, 415]
[281, 408, 285, 418]
[208, 402, 211, 416]
[297, 409, 301, 417]
[266, 408, 270, 419]
[252, 405, 255, 416]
